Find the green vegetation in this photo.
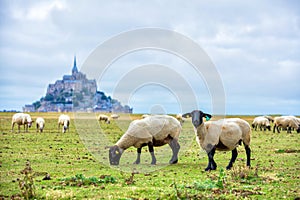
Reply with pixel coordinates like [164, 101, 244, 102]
[0, 112, 299, 199]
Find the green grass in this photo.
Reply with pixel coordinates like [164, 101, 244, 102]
[0, 112, 299, 199]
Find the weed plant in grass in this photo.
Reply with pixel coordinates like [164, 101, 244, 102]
[0, 112, 299, 199]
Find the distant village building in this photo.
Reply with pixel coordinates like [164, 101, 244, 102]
[23, 56, 132, 113]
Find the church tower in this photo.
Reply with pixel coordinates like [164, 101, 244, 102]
[72, 55, 78, 74]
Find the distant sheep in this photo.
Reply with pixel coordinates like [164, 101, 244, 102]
[36, 117, 45, 133]
[11, 113, 33, 133]
[58, 114, 70, 133]
[110, 114, 119, 120]
[98, 114, 110, 124]
[183, 110, 251, 171]
[273, 116, 300, 133]
[109, 115, 181, 165]
[252, 116, 271, 131]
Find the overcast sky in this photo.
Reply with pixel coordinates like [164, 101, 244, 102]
[0, 0, 299, 115]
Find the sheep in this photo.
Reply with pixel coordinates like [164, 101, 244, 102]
[109, 115, 181, 165]
[58, 114, 70, 133]
[11, 113, 33, 133]
[183, 110, 251, 171]
[36, 117, 45, 133]
[110, 114, 119, 120]
[251, 116, 271, 131]
[273, 116, 300, 133]
[98, 114, 110, 124]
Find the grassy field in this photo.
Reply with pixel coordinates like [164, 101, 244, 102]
[0, 112, 299, 199]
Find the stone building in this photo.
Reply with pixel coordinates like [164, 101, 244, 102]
[24, 57, 132, 113]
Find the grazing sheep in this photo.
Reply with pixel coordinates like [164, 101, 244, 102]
[109, 115, 181, 165]
[110, 114, 119, 120]
[11, 113, 33, 133]
[273, 116, 300, 133]
[58, 114, 70, 133]
[36, 117, 45, 133]
[98, 114, 110, 124]
[183, 110, 251, 171]
[252, 116, 271, 131]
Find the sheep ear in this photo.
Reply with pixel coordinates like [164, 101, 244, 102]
[182, 113, 191, 118]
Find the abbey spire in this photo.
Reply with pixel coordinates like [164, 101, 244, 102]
[72, 55, 78, 74]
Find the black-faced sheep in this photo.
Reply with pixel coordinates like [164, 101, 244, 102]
[98, 114, 110, 124]
[273, 116, 300, 133]
[36, 117, 45, 133]
[58, 114, 70, 133]
[11, 113, 33, 133]
[183, 110, 251, 171]
[252, 116, 271, 131]
[109, 115, 181, 165]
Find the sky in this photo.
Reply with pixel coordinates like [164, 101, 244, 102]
[0, 0, 299, 115]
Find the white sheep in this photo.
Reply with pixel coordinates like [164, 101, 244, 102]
[36, 117, 45, 133]
[183, 110, 251, 171]
[109, 115, 181, 165]
[273, 116, 300, 133]
[58, 114, 70, 133]
[251, 116, 271, 131]
[98, 114, 110, 124]
[11, 113, 33, 133]
[110, 114, 119, 120]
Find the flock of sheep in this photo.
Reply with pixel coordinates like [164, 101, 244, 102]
[10, 111, 300, 171]
[11, 113, 72, 133]
[251, 115, 300, 133]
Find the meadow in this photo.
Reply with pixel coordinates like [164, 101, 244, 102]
[0, 112, 299, 199]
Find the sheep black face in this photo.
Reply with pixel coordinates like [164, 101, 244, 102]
[109, 145, 123, 165]
[63, 121, 69, 132]
[297, 125, 300, 133]
[183, 110, 212, 128]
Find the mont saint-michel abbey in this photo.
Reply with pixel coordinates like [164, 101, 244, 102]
[23, 57, 132, 113]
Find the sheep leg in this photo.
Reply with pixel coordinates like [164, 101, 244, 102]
[244, 144, 251, 167]
[205, 148, 217, 171]
[226, 148, 238, 170]
[168, 139, 180, 164]
[148, 143, 156, 165]
[133, 148, 142, 164]
[11, 122, 14, 132]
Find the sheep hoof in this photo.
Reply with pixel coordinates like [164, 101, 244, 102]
[169, 159, 178, 164]
[205, 167, 211, 171]
[226, 166, 232, 170]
